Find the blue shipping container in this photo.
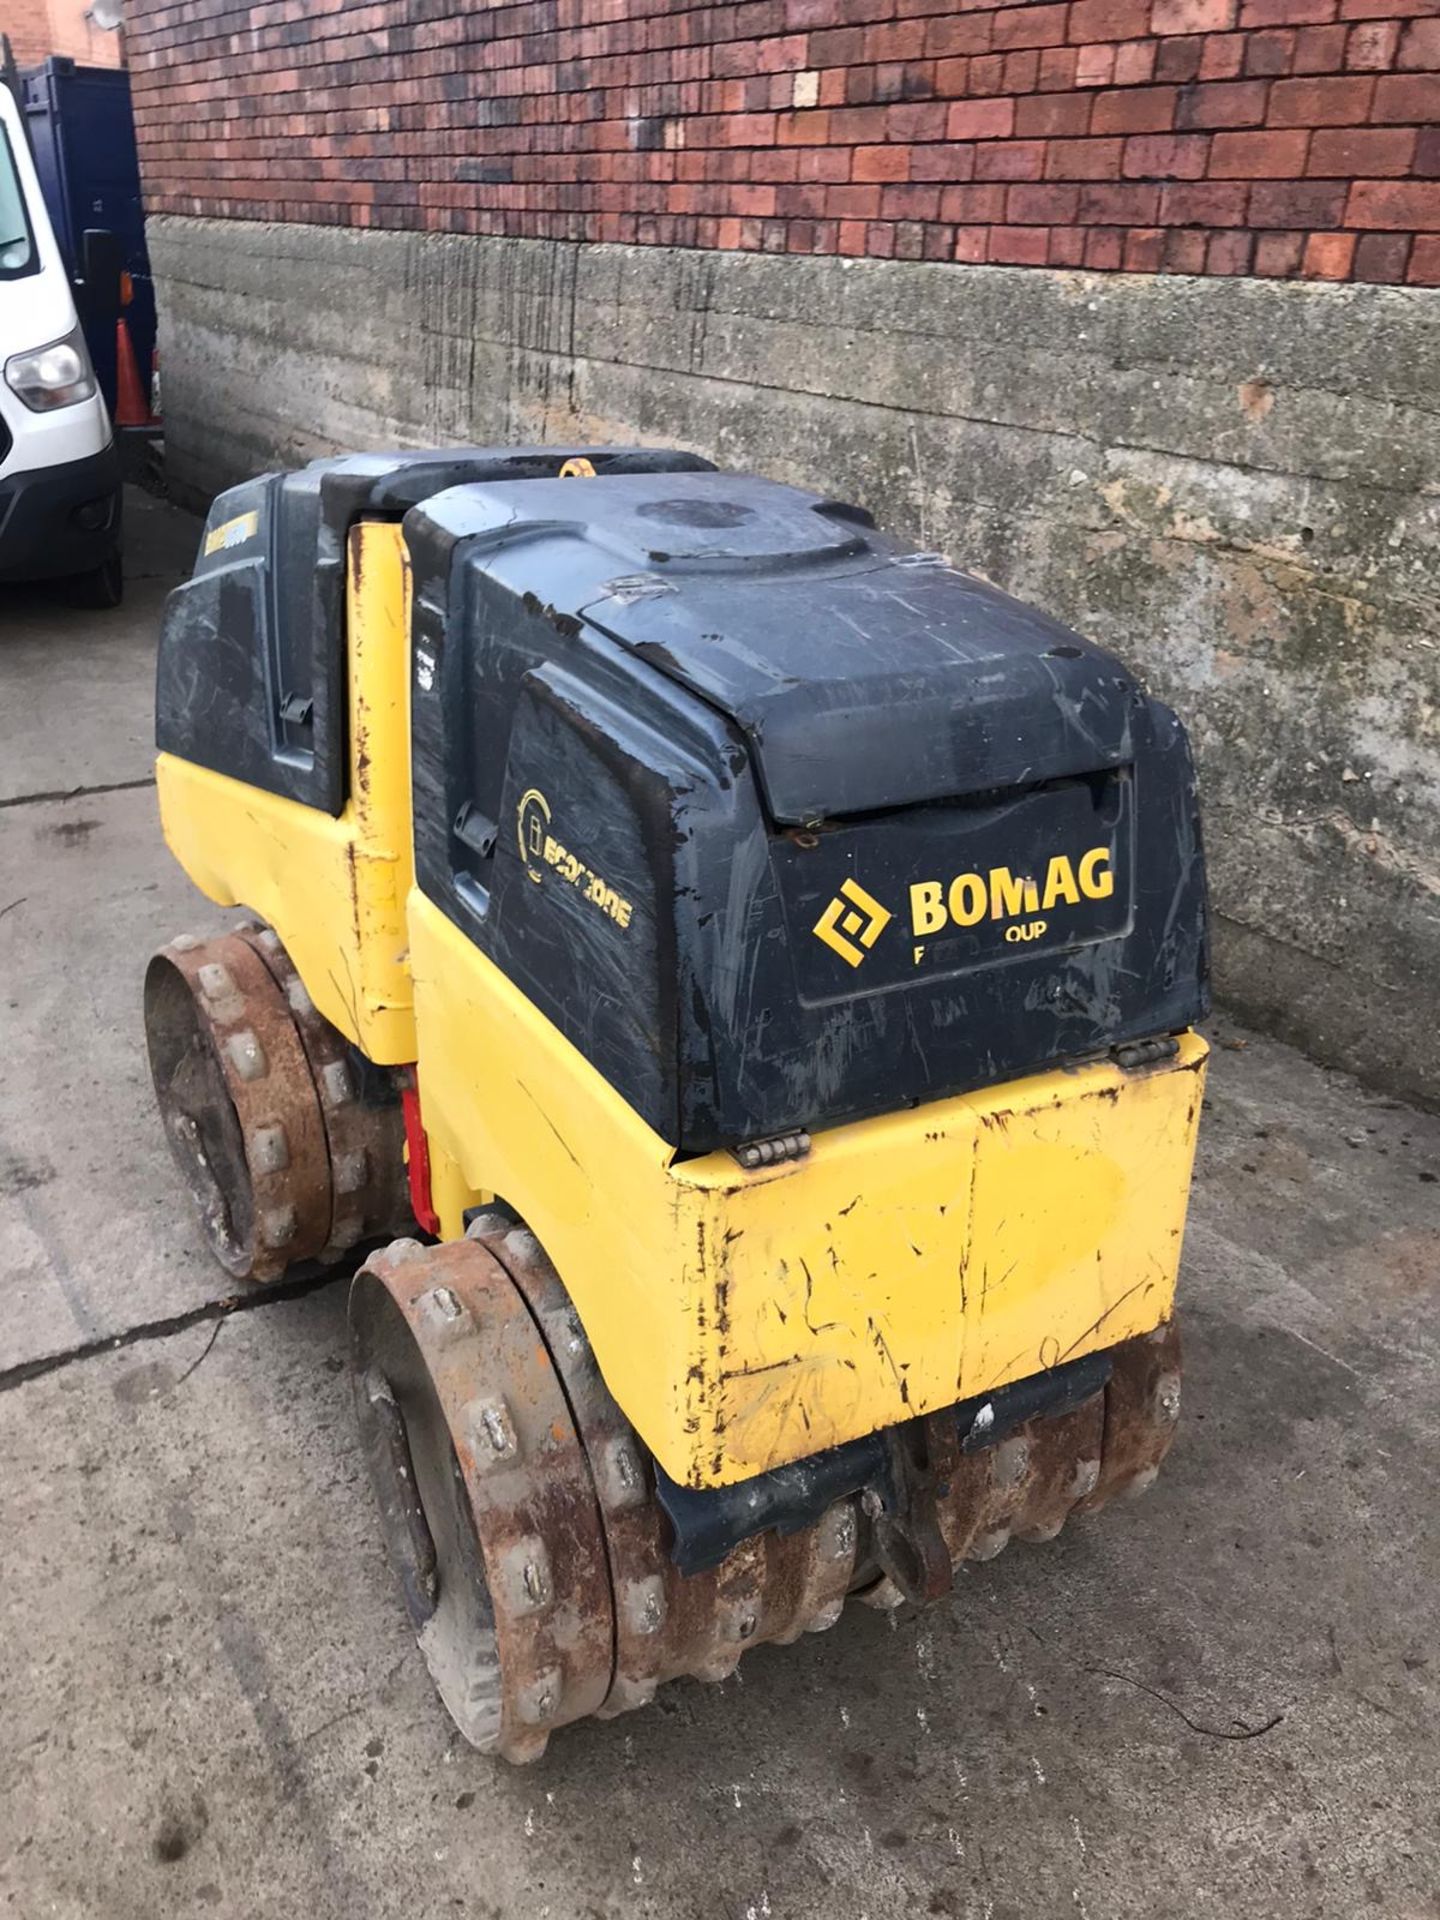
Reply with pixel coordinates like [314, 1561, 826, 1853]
[21, 56, 156, 419]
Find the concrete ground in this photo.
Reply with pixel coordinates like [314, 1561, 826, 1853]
[0, 491, 1436, 1920]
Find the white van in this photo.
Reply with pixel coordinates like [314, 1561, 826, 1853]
[0, 70, 122, 606]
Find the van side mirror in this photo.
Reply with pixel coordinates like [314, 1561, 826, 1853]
[79, 227, 124, 326]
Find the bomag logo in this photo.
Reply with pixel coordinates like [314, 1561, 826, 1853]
[516, 787, 633, 930]
[812, 877, 893, 968]
[910, 847, 1114, 954]
[811, 846, 1115, 970]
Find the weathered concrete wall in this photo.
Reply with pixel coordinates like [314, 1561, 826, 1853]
[148, 214, 1440, 1109]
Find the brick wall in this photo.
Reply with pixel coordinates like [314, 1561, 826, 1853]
[5, 0, 125, 66]
[4, 0, 55, 66]
[126, 0, 1438, 284]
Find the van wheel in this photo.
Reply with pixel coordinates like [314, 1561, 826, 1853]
[69, 547, 124, 610]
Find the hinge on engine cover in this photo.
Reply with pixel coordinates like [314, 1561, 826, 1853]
[730, 1129, 811, 1171]
[1112, 1034, 1181, 1071]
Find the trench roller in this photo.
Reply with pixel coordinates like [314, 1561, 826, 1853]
[145, 445, 1209, 1759]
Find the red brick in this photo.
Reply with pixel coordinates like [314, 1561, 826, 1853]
[1067, 0, 1153, 43]
[989, 223, 1051, 261]
[976, 140, 1049, 179]
[938, 183, 1009, 221]
[1210, 127, 1311, 171]
[1345, 20, 1399, 66]
[1400, 19, 1440, 65]
[1207, 228, 1257, 268]
[1346, 178, 1440, 226]
[864, 19, 926, 61]
[1123, 225, 1167, 267]
[1163, 226, 1210, 269]
[925, 15, 994, 57]
[1152, 0, 1238, 28]
[832, 104, 891, 142]
[852, 143, 911, 180]
[1007, 181, 1083, 220]
[1352, 229, 1412, 278]
[1016, 90, 1094, 135]
[1372, 74, 1440, 121]
[1406, 233, 1440, 282]
[1085, 225, 1126, 264]
[1307, 126, 1417, 173]
[910, 144, 979, 182]
[123, 0, 1435, 274]
[1091, 86, 1180, 133]
[879, 182, 943, 220]
[1267, 74, 1374, 122]
[1302, 228, 1357, 273]
[1175, 79, 1270, 126]
[824, 184, 884, 217]
[1049, 224, 1090, 263]
[933, 58, 974, 95]
[1200, 33, 1248, 76]
[809, 27, 867, 66]
[794, 149, 852, 184]
[1124, 131, 1212, 174]
[1239, 0, 1339, 23]
[1243, 29, 1296, 73]
[1292, 23, 1348, 67]
[1254, 227, 1306, 270]
[776, 109, 834, 143]
[1156, 36, 1206, 81]
[1250, 177, 1347, 219]
[994, 4, 1070, 49]
[1160, 179, 1252, 219]
[1039, 46, 1082, 88]
[1079, 180, 1163, 219]
[947, 98, 1017, 139]
[1075, 44, 1117, 85]
[1115, 40, 1159, 84]
[1043, 136, 1127, 176]
[1004, 49, 1042, 91]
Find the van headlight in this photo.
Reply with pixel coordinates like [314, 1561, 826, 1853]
[4, 326, 98, 411]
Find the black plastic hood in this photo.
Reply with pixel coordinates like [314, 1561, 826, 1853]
[413, 470, 1134, 824]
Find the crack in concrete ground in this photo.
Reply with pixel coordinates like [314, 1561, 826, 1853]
[0, 775, 158, 813]
[0, 1259, 354, 1396]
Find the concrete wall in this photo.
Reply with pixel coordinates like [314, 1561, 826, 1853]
[148, 213, 1440, 1109]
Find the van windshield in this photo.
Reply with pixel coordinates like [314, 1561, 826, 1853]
[0, 127, 38, 279]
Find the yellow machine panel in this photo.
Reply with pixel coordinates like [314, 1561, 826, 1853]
[409, 892, 1208, 1490]
[156, 521, 416, 1065]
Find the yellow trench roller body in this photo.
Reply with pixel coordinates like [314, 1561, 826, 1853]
[158, 517, 1210, 1491]
[156, 522, 417, 1065]
[411, 891, 1208, 1489]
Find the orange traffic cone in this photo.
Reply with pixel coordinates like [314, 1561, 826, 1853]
[114, 314, 154, 427]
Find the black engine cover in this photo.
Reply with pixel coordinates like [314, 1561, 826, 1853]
[406, 470, 1208, 1153]
[155, 446, 716, 815]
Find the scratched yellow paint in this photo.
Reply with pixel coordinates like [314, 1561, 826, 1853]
[156, 520, 416, 1064]
[410, 891, 1208, 1490]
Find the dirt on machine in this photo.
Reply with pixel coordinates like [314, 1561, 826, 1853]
[143, 444, 1209, 1761]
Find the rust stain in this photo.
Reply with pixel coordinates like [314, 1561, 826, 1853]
[1238, 378, 1275, 422]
